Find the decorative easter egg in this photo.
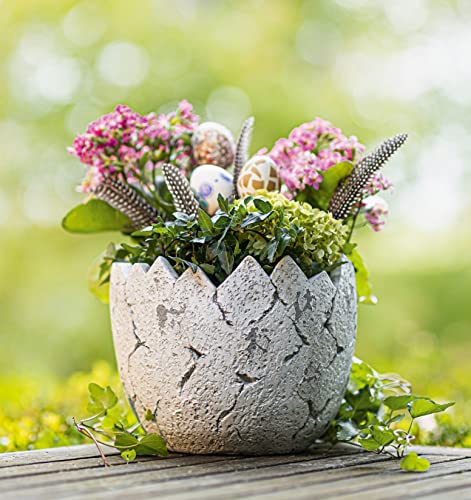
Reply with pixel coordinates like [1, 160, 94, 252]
[190, 164, 234, 215]
[237, 155, 280, 198]
[192, 122, 235, 169]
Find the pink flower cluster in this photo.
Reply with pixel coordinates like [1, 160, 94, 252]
[69, 100, 199, 192]
[363, 196, 389, 232]
[266, 118, 365, 194]
[363, 172, 393, 197]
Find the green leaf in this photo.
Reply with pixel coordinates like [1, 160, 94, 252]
[87, 250, 114, 304]
[347, 248, 377, 305]
[144, 409, 155, 421]
[170, 257, 198, 273]
[135, 434, 168, 456]
[408, 399, 455, 418]
[87, 383, 118, 414]
[253, 198, 272, 214]
[384, 395, 418, 411]
[217, 193, 230, 213]
[198, 209, 214, 233]
[199, 263, 216, 275]
[213, 241, 234, 275]
[316, 161, 355, 210]
[121, 449, 137, 463]
[371, 426, 395, 447]
[62, 199, 132, 234]
[114, 432, 138, 449]
[358, 436, 381, 451]
[400, 452, 430, 472]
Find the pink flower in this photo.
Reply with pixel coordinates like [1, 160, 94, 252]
[267, 118, 365, 197]
[69, 101, 199, 192]
[363, 196, 389, 232]
[364, 172, 393, 197]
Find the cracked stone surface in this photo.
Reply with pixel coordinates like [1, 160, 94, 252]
[110, 255, 357, 455]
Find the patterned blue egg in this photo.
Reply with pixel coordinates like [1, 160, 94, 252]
[190, 164, 233, 215]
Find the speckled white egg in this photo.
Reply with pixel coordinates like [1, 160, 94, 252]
[190, 164, 234, 215]
[192, 122, 235, 169]
[237, 155, 280, 198]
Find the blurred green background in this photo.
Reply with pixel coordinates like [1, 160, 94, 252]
[1, 0, 470, 449]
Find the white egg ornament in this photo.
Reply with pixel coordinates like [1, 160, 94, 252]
[190, 164, 234, 215]
[192, 122, 235, 169]
[237, 155, 280, 198]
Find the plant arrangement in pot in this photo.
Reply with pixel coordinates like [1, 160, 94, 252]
[64, 101, 453, 470]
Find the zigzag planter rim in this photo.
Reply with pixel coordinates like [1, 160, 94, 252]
[110, 253, 357, 455]
[112, 253, 342, 290]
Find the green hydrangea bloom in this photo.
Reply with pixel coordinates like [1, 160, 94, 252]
[242, 190, 348, 269]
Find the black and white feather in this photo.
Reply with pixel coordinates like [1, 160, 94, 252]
[233, 116, 255, 196]
[93, 177, 160, 229]
[162, 163, 200, 217]
[329, 133, 408, 220]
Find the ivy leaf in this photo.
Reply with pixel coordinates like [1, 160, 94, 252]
[400, 452, 430, 472]
[408, 398, 455, 418]
[121, 449, 137, 463]
[62, 199, 133, 234]
[386, 414, 406, 425]
[358, 436, 381, 451]
[87, 383, 118, 414]
[371, 426, 395, 447]
[135, 434, 168, 456]
[384, 395, 418, 411]
[114, 432, 138, 449]
[346, 248, 377, 305]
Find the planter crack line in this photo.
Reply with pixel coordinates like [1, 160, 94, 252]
[236, 372, 259, 384]
[284, 344, 302, 364]
[127, 318, 149, 363]
[185, 344, 205, 358]
[288, 316, 310, 346]
[213, 291, 234, 326]
[215, 384, 244, 432]
[179, 362, 197, 395]
[323, 291, 346, 354]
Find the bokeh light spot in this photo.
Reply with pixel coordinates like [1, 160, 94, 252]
[63, 1, 106, 47]
[96, 41, 150, 87]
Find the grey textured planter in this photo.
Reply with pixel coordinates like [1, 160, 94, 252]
[110, 255, 357, 455]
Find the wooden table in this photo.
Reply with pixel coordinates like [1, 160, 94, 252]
[1, 443, 470, 499]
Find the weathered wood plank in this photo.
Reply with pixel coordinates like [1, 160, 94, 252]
[334, 469, 471, 499]
[0, 451, 391, 498]
[0, 444, 469, 500]
[95, 455, 468, 500]
[0, 445, 118, 468]
[0, 452, 188, 479]
[198, 456, 471, 500]
[0, 443, 357, 480]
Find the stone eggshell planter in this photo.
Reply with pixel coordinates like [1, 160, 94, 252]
[110, 255, 357, 455]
